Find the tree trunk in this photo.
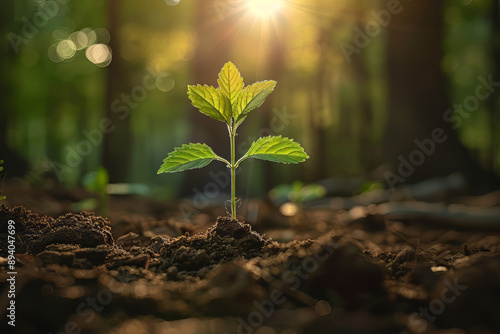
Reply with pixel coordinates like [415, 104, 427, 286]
[489, 0, 500, 172]
[351, 15, 376, 174]
[383, 0, 500, 194]
[102, 0, 131, 183]
[0, 1, 29, 177]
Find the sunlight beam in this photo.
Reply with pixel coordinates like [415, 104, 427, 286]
[245, 0, 285, 20]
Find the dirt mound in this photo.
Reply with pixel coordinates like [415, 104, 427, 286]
[0, 205, 114, 255]
[152, 216, 268, 276]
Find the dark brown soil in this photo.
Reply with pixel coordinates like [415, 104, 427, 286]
[153, 216, 267, 276]
[1, 188, 500, 334]
[0, 205, 113, 256]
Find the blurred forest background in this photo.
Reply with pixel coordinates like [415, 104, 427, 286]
[1, 0, 500, 203]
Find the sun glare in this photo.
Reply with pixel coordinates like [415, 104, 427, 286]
[245, 0, 284, 20]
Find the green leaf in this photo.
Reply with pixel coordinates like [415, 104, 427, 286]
[238, 136, 309, 165]
[187, 85, 232, 124]
[217, 62, 244, 106]
[234, 80, 277, 125]
[158, 143, 226, 174]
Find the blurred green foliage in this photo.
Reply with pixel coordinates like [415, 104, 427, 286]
[270, 181, 326, 205]
[1, 0, 498, 198]
[81, 166, 109, 216]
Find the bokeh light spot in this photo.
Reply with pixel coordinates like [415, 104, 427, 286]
[280, 202, 299, 217]
[86, 44, 112, 67]
[69, 31, 89, 50]
[133, 283, 147, 297]
[95, 28, 111, 44]
[52, 28, 71, 42]
[315, 300, 332, 316]
[56, 39, 76, 59]
[48, 43, 63, 62]
[61, 286, 85, 299]
[156, 73, 175, 92]
[164, 0, 181, 6]
[82, 28, 97, 46]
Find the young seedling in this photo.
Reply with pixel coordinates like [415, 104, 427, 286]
[158, 62, 309, 220]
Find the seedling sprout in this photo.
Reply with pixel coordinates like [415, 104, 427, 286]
[158, 62, 308, 220]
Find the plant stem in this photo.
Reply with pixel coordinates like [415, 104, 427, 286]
[230, 127, 236, 220]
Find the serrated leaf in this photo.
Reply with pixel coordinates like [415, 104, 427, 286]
[217, 62, 244, 106]
[158, 143, 222, 173]
[187, 85, 232, 123]
[240, 136, 309, 165]
[234, 80, 276, 125]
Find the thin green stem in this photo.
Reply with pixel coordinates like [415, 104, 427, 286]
[230, 127, 236, 220]
[215, 156, 230, 166]
[234, 155, 247, 169]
